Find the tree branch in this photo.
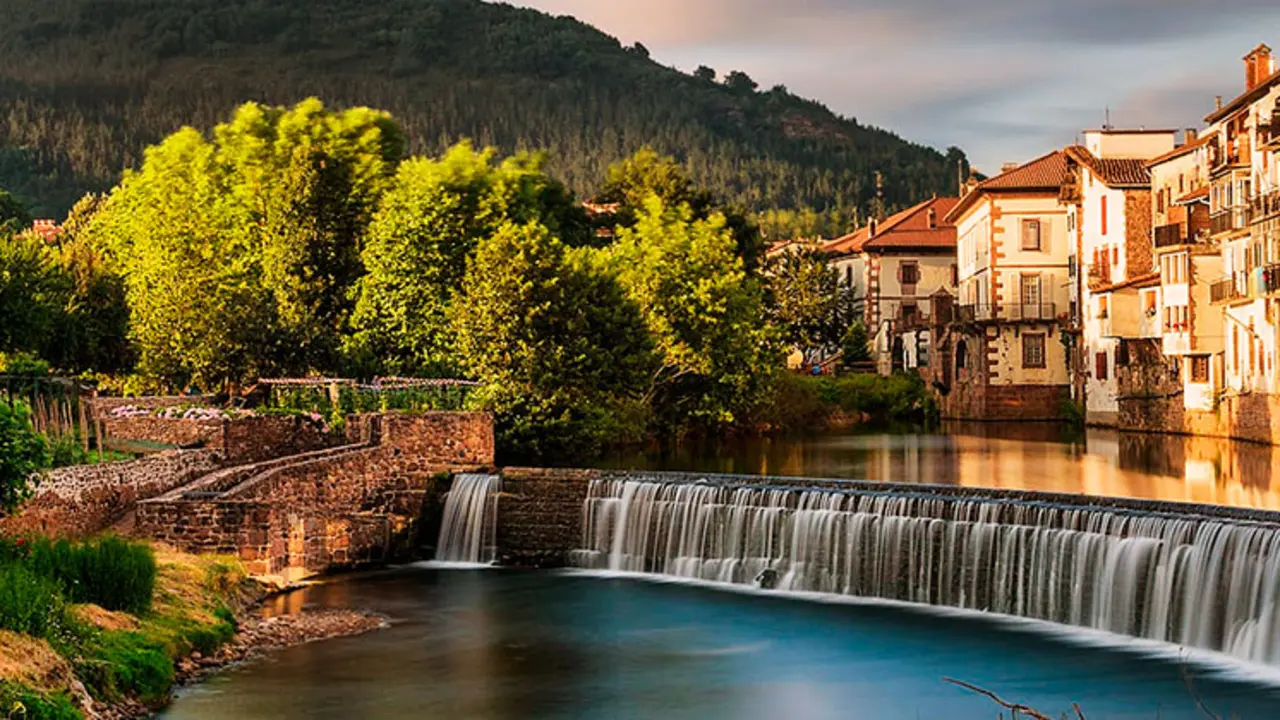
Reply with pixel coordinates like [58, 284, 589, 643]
[942, 678, 1066, 720]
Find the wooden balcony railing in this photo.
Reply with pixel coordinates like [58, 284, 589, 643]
[1265, 264, 1280, 295]
[1211, 275, 1244, 303]
[1251, 190, 1280, 223]
[1211, 207, 1251, 235]
[1153, 223, 1189, 248]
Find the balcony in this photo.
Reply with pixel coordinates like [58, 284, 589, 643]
[1251, 190, 1280, 223]
[1210, 207, 1251, 235]
[1262, 116, 1280, 148]
[1211, 274, 1245, 303]
[1153, 223, 1190, 249]
[955, 304, 994, 323]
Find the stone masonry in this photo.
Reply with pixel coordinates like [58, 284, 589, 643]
[135, 412, 494, 579]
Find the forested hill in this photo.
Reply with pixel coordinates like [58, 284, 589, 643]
[0, 0, 969, 219]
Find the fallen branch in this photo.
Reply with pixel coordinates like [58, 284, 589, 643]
[942, 678, 1075, 720]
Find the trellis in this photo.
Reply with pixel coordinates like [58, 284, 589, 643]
[1, 374, 100, 459]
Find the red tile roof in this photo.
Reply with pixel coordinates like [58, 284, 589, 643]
[946, 151, 1069, 222]
[1064, 146, 1151, 188]
[1205, 66, 1280, 124]
[823, 197, 958, 256]
[1094, 272, 1161, 294]
[1176, 186, 1210, 204]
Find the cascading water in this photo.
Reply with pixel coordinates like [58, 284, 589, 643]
[435, 473, 502, 564]
[573, 474, 1280, 666]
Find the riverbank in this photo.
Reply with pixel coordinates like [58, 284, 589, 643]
[0, 542, 389, 720]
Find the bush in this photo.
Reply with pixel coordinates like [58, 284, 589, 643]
[0, 683, 82, 720]
[0, 401, 49, 513]
[758, 372, 938, 430]
[0, 564, 66, 638]
[23, 536, 156, 614]
[0, 351, 51, 377]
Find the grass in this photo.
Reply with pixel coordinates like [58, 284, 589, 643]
[0, 540, 251, 717]
[18, 537, 156, 615]
[47, 435, 135, 468]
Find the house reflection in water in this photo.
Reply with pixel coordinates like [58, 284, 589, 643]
[603, 424, 1280, 511]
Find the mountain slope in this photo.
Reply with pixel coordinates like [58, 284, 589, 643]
[0, 0, 969, 218]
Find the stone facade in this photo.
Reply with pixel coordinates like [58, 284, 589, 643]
[0, 450, 221, 537]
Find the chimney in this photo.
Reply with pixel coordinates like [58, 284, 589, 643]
[1245, 44, 1274, 91]
[927, 208, 938, 229]
[1215, 95, 1224, 111]
[869, 219, 878, 237]
[1001, 162, 1020, 174]
[1184, 128, 1198, 145]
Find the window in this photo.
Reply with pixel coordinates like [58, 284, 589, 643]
[956, 340, 968, 371]
[1097, 296, 1109, 319]
[950, 264, 958, 287]
[1023, 334, 1047, 369]
[901, 303, 919, 324]
[1143, 291, 1157, 317]
[900, 262, 920, 287]
[1021, 275, 1042, 311]
[1095, 352, 1109, 381]
[1190, 356, 1210, 383]
[845, 266, 853, 286]
[1022, 219, 1042, 250]
[1101, 196, 1109, 235]
[1157, 189, 1166, 214]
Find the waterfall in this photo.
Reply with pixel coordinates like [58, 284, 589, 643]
[436, 473, 502, 564]
[573, 475, 1280, 666]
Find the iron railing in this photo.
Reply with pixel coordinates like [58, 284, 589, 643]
[1153, 223, 1189, 248]
[1211, 276, 1244, 303]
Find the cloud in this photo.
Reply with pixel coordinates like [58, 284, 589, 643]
[510, 0, 1280, 172]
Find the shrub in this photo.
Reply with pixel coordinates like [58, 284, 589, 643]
[0, 351, 51, 377]
[24, 537, 156, 615]
[0, 401, 49, 514]
[0, 564, 65, 638]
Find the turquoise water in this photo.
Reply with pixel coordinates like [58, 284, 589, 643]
[163, 567, 1280, 719]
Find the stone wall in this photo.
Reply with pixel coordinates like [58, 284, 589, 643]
[102, 414, 337, 460]
[135, 411, 494, 578]
[496, 467, 596, 567]
[0, 450, 221, 538]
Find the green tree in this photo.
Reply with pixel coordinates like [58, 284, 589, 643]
[725, 70, 759, 93]
[348, 142, 588, 376]
[454, 222, 655, 461]
[0, 190, 30, 234]
[841, 321, 873, 366]
[764, 248, 849, 356]
[0, 401, 48, 515]
[693, 65, 716, 82]
[86, 99, 402, 387]
[606, 196, 778, 431]
[215, 99, 404, 371]
[88, 126, 274, 389]
[0, 231, 66, 357]
[596, 148, 765, 270]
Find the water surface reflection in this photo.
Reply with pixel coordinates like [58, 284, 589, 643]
[598, 424, 1280, 510]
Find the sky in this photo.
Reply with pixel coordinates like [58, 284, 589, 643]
[510, 0, 1280, 174]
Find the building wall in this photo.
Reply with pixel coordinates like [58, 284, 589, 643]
[1085, 131, 1175, 160]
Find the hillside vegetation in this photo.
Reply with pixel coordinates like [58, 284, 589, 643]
[0, 0, 968, 219]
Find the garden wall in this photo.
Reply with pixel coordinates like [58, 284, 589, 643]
[102, 414, 338, 461]
[0, 450, 221, 538]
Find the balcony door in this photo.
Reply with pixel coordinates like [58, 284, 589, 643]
[1020, 274, 1042, 319]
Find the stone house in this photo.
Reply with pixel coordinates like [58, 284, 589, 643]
[935, 152, 1074, 420]
[822, 197, 959, 374]
[1061, 131, 1174, 426]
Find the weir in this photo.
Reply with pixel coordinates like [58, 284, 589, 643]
[436, 473, 502, 564]
[568, 473, 1280, 667]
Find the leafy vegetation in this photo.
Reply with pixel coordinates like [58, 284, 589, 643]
[0, 402, 48, 514]
[14, 536, 157, 615]
[0, 0, 967, 220]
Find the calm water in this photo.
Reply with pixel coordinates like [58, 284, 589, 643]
[162, 427, 1280, 719]
[163, 568, 1280, 719]
[600, 423, 1280, 510]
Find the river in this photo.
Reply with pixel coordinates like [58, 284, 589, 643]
[162, 426, 1280, 719]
